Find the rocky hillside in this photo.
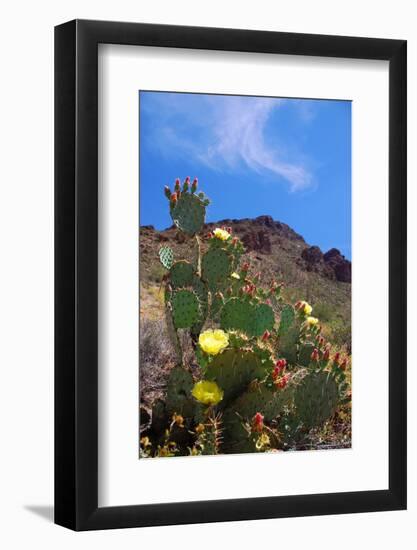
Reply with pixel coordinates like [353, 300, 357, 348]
[140, 215, 351, 349]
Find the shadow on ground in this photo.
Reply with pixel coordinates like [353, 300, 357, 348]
[24, 505, 54, 523]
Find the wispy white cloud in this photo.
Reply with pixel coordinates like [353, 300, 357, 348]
[140, 93, 313, 192]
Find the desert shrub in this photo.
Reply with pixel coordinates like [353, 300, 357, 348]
[312, 301, 333, 323]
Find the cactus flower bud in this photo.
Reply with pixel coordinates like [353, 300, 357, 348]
[333, 352, 340, 364]
[241, 262, 250, 272]
[323, 347, 330, 361]
[276, 373, 290, 389]
[252, 412, 264, 432]
[191, 178, 198, 193]
[183, 177, 190, 192]
[311, 348, 320, 361]
[207, 232, 213, 239]
[174, 178, 181, 191]
[340, 357, 348, 371]
[261, 330, 271, 341]
[164, 185, 171, 199]
[227, 227, 233, 234]
[273, 359, 286, 380]
[170, 193, 177, 204]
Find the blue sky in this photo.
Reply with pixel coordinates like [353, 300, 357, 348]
[139, 91, 351, 259]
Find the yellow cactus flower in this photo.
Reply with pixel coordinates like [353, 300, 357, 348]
[199, 329, 229, 355]
[231, 272, 240, 280]
[192, 380, 224, 406]
[296, 300, 312, 315]
[213, 228, 231, 241]
[306, 316, 319, 326]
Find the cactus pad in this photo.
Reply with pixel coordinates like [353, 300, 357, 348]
[165, 366, 195, 418]
[201, 247, 233, 290]
[220, 298, 253, 334]
[252, 303, 275, 337]
[170, 193, 206, 236]
[293, 371, 339, 429]
[171, 289, 200, 329]
[220, 298, 274, 337]
[169, 261, 194, 288]
[205, 349, 269, 404]
[279, 305, 295, 335]
[298, 342, 316, 367]
[158, 246, 174, 270]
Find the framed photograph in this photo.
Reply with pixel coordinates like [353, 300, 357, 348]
[55, 19, 406, 530]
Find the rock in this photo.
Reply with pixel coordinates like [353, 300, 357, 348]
[301, 245, 323, 265]
[242, 230, 272, 254]
[324, 248, 351, 283]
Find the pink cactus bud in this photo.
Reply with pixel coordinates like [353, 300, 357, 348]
[261, 330, 271, 341]
[227, 227, 232, 234]
[191, 178, 198, 192]
[311, 348, 320, 361]
[333, 352, 341, 364]
[164, 185, 171, 199]
[185, 176, 190, 184]
[252, 412, 264, 432]
[183, 178, 190, 192]
[170, 193, 177, 204]
[174, 178, 181, 191]
[340, 358, 348, 371]
[276, 374, 290, 389]
[323, 347, 330, 361]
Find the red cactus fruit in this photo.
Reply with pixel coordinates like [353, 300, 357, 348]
[311, 348, 320, 361]
[252, 412, 264, 432]
[261, 330, 271, 341]
[340, 357, 348, 371]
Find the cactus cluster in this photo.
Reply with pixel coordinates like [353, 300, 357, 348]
[141, 178, 351, 457]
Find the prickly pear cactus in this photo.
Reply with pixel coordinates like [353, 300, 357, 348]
[252, 303, 275, 337]
[293, 371, 339, 430]
[298, 342, 316, 367]
[171, 192, 206, 236]
[205, 349, 271, 404]
[220, 298, 253, 334]
[171, 289, 200, 329]
[278, 305, 295, 335]
[165, 366, 195, 418]
[220, 298, 274, 337]
[201, 247, 233, 290]
[140, 177, 350, 457]
[158, 245, 174, 270]
[169, 260, 195, 288]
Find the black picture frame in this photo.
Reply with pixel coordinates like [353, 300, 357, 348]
[55, 19, 407, 531]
